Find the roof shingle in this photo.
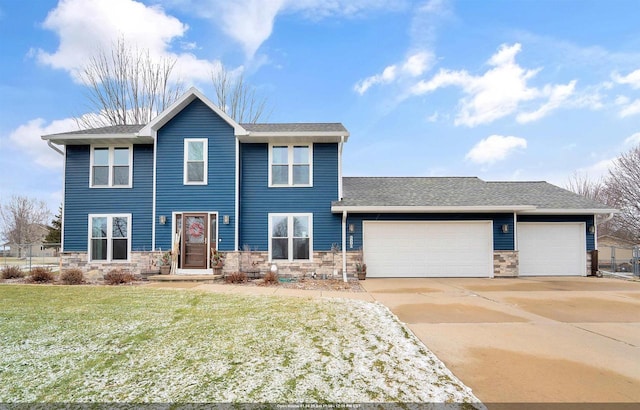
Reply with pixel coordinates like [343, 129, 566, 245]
[336, 177, 612, 210]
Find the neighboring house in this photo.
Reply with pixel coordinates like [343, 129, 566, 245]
[42, 87, 616, 278]
[2, 225, 56, 258]
[597, 234, 637, 269]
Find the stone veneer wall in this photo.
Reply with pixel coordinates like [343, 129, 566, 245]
[493, 251, 518, 277]
[60, 250, 363, 278]
[60, 251, 164, 275]
[224, 250, 362, 278]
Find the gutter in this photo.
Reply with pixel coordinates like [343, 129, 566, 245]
[47, 140, 64, 156]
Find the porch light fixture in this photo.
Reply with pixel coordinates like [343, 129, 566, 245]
[223, 215, 230, 224]
[159, 215, 166, 225]
[348, 223, 355, 233]
[588, 225, 595, 234]
[501, 224, 509, 234]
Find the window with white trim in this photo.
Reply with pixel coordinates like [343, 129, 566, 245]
[91, 146, 132, 187]
[269, 214, 312, 261]
[184, 139, 208, 185]
[89, 214, 131, 261]
[269, 144, 312, 186]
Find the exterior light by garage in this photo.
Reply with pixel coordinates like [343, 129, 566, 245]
[348, 223, 355, 233]
[588, 225, 595, 234]
[501, 224, 509, 233]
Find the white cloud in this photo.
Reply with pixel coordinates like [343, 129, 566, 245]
[465, 135, 527, 165]
[402, 51, 432, 77]
[354, 51, 434, 95]
[615, 95, 630, 105]
[516, 80, 577, 123]
[410, 43, 577, 127]
[36, 0, 220, 83]
[612, 69, 640, 89]
[619, 99, 640, 117]
[624, 132, 640, 146]
[177, 0, 404, 59]
[8, 118, 80, 169]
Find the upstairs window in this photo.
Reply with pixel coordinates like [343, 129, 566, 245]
[269, 144, 312, 187]
[184, 139, 208, 185]
[91, 146, 132, 187]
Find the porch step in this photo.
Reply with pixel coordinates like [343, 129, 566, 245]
[146, 274, 223, 283]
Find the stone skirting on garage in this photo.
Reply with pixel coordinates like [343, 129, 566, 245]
[494, 251, 519, 277]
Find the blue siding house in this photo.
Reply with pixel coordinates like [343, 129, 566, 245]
[43, 88, 616, 279]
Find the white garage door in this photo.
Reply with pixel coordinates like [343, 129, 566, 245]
[363, 221, 493, 278]
[517, 222, 586, 276]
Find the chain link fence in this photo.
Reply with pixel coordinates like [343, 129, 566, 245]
[1, 243, 61, 272]
[599, 245, 640, 277]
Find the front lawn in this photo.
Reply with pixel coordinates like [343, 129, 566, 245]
[0, 285, 481, 405]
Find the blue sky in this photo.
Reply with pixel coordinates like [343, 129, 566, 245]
[1, 0, 640, 213]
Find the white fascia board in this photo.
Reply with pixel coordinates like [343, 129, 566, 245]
[331, 205, 537, 213]
[518, 208, 618, 215]
[238, 132, 349, 144]
[138, 87, 248, 137]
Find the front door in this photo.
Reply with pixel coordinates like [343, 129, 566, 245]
[182, 213, 208, 269]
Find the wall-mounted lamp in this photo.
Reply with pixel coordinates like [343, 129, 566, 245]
[348, 223, 355, 233]
[223, 215, 230, 225]
[501, 224, 509, 234]
[159, 215, 167, 225]
[588, 225, 596, 234]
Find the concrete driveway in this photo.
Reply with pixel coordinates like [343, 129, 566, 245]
[360, 277, 640, 404]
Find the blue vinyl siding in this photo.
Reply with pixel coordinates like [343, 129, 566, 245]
[240, 143, 341, 251]
[518, 214, 595, 251]
[346, 213, 515, 251]
[63, 144, 153, 251]
[155, 98, 237, 251]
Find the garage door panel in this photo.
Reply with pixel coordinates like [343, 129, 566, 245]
[517, 222, 586, 276]
[363, 221, 493, 278]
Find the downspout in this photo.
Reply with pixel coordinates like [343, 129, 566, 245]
[595, 212, 615, 250]
[47, 140, 64, 156]
[338, 136, 344, 200]
[342, 210, 347, 283]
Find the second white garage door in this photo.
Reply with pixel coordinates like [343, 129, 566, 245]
[517, 222, 586, 276]
[363, 221, 494, 278]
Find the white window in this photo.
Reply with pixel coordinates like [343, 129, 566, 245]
[184, 139, 208, 185]
[89, 214, 131, 262]
[90, 146, 132, 187]
[269, 214, 312, 261]
[269, 144, 312, 187]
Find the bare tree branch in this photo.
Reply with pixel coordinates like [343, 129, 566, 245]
[211, 64, 270, 123]
[77, 37, 184, 128]
[0, 196, 50, 257]
[605, 145, 640, 240]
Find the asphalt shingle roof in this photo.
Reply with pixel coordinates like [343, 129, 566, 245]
[240, 123, 348, 133]
[46, 123, 347, 137]
[336, 177, 612, 210]
[46, 124, 145, 136]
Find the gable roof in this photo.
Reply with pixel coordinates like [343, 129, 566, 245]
[138, 87, 247, 137]
[332, 177, 617, 214]
[41, 88, 349, 145]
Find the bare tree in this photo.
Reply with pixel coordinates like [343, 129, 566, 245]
[0, 196, 50, 257]
[564, 171, 606, 202]
[77, 38, 184, 128]
[604, 145, 640, 240]
[211, 65, 270, 123]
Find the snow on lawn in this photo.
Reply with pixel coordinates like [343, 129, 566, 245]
[0, 285, 482, 406]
